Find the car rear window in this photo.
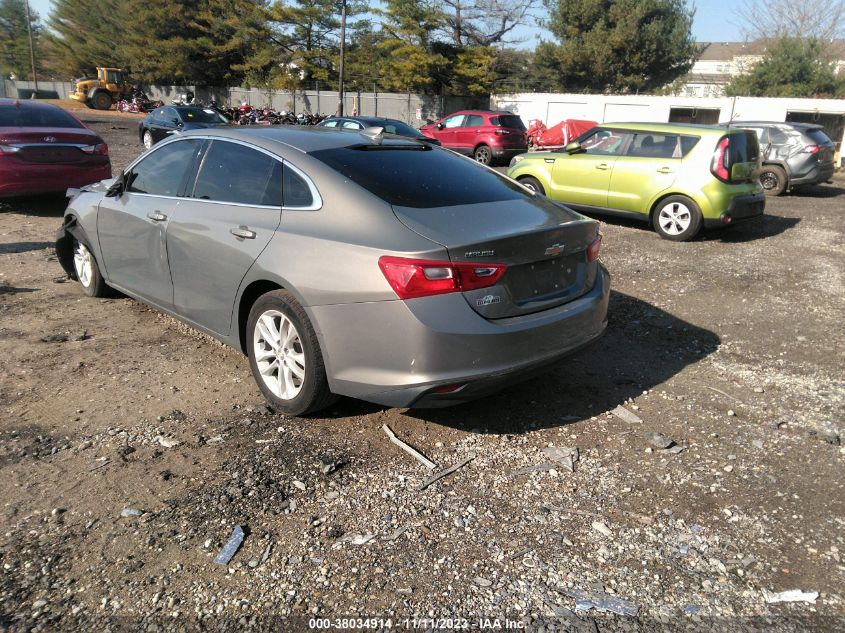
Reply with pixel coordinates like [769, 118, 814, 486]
[805, 128, 833, 145]
[491, 115, 526, 130]
[0, 105, 83, 128]
[729, 131, 759, 163]
[310, 144, 527, 208]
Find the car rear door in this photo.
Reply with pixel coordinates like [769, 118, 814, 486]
[607, 132, 689, 214]
[165, 139, 287, 336]
[454, 114, 485, 153]
[551, 128, 631, 209]
[97, 138, 204, 308]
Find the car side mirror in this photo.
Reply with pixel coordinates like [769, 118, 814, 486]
[173, 118, 181, 125]
[564, 141, 582, 154]
[105, 171, 125, 198]
[436, 122, 444, 130]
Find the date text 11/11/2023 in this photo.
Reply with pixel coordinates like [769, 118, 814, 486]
[308, 617, 526, 629]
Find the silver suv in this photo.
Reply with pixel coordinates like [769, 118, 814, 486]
[725, 122, 836, 195]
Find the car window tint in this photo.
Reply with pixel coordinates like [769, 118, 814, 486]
[311, 144, 528, 208]
[464, 115, 484, 127]
[0, 105, 83, 128]
[162, 107, 179, 123]
[180, 108, 227, 124]
[805, 128, 831, 145]
[679, 136, 699, 156]
[579, 129, 630, 156]
[283, 164, 314, 208]
[323, 120, 338, 128]
[493, 115, 526, 130]
[769, 127, 789, 144]
[127, 139, 201, 196]
[342, 121, 361, 129]
[383, 120, 418, 136]
[443, 115, 464, 128]
[193, 141, 281, 206]
[627, 134, 686, 158]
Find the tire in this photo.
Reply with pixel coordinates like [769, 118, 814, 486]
[652, 195, 703, 242]
[246, 290, 336, 416]
[759, 165, 787, 196]
[518, 176, 545, 195]
[84, 100, 94, 109]
[474, 144, 492, 165]
[91, 91, 112, 110]
[142, 130, 154, 149]
[72, 239, 109, 297]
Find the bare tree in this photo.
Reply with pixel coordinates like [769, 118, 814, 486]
[735, 0, 845, 41]
[438, 0, 541, 47]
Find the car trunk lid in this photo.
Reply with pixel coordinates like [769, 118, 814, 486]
[0, 128, 102, 164]
[392, 196, 600, 319]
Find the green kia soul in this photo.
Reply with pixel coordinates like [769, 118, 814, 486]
[507, 122, 765, 241]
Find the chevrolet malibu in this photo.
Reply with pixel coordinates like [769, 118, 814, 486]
[56, 127, 610, 415]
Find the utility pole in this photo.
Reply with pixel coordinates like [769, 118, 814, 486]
[23, 0, 39, 96]
[337, 0, 346, 116]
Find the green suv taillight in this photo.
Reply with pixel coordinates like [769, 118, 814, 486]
[711, 136, 731, 183]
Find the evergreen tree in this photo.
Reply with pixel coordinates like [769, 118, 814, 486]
[726, 37, 845, 98]
[378, 0, 447, 92]
[46, 0, 126, 78]
[535, 0, 699, 93]
[0, 0, 42, 80]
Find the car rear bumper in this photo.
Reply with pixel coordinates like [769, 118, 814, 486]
[0, 161, 111, 198]
[704, 192, 765, 228]
[309, 265, 610, 408]
[790, 161, 835, 186]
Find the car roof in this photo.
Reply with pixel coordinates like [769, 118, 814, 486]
[449, 110, 518, 117]
[181, 125, 423, 153]
[0, 98, 67, 113]
[600, 121, 728, 135]
[725, 121, 823, 130]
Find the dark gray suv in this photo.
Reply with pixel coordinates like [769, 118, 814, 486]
[725, 122, 836, 195]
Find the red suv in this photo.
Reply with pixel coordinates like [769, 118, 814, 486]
[420, 110, 527, 165]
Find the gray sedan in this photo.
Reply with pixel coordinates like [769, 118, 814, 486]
[56, 127, 610, 415]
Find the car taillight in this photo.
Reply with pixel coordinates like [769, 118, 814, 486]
[801, 145, 820, 154]
[0, 145, 21, 155]
[378, 256, 507, 300]
[586, 235, 602, 262]
[711, 136, 731, 182]
[80, 143, 109, 155]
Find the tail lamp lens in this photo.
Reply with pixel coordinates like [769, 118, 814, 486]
[586, 235, 602, 262]
[81, 143, 109, 156]
[379, 256, 507, 300]
[711, 136, 731, 182]
[801, 145, 820, 154]
[0, 145, 21, 155]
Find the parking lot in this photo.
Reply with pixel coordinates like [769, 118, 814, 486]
[1, 111, 844, 631]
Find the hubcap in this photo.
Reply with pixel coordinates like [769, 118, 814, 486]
[760, 172, 778, 190]
[522, 180, 536, 193]
[475, 148, 490, 164]
[73, 241, 93, 287]
[253, 310, 305, 400]
[658, 202, 692, 236]
[143, 132, 152, 149]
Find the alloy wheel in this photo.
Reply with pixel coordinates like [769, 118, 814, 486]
[474, 146, 491, 165]
[73, 241, 93, 288]
[143, 131, 153, 149]
[657, 201, 692, 236]
[760, 171, 778, 191]
[253, 310, 306, 400]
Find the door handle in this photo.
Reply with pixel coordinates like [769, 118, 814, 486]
[595, 163, 610, 170]
[656, 167, 673, 174]
[230, 227, 256, 239]
[147, 211, 167, 222]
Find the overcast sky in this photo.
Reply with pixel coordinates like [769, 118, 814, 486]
[27, 0, 745, 48]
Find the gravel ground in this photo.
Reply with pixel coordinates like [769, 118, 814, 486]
[1, 108, 844, 632]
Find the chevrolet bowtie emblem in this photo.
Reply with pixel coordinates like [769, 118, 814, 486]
[544, 243, 564, 256]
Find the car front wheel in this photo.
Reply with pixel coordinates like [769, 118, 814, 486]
[518, 176, 545, 195]
[247, 290, 336, 416]
[73, 239, 109, 297]
[142, 130, 154, 149]
[652, 195, 702, 241]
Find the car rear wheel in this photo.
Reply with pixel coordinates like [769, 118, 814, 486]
[247, 290, 336, 416]
[142, 130, 154, 149]
[91, 91, 112, 111]
[73, 240, 109, 297]
[518, 176, 545, 195]
[759, 165, 787, 196]
[474, 144, 492, 165]
[652, 195, 702, 242]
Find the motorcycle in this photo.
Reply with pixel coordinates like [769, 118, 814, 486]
[117, 88, 163, 113]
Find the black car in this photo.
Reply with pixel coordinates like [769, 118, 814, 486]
[724, 121, 836, 195]
[139, 106, 230, 148]
[316, 116, 440, 145]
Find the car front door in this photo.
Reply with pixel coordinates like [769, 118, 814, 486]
[150, 106, 179, 143]
[97, 138, 204, 308]
[435, 114, 465, 149]
[607, 132, 687, 214]
[550, 128, 631, 209]
[165, 139, 287, 336]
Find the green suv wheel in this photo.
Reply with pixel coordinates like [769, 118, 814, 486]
[518, 176, 545, 195]
[652, 195, 702, 242]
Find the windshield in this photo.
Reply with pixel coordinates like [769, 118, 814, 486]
[179, 108, 228, 124]
[380, 120, 420, 136]
[311, 143, 529, 208]
[0, 105, 83, 128]
[806, 128, 833, 145]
